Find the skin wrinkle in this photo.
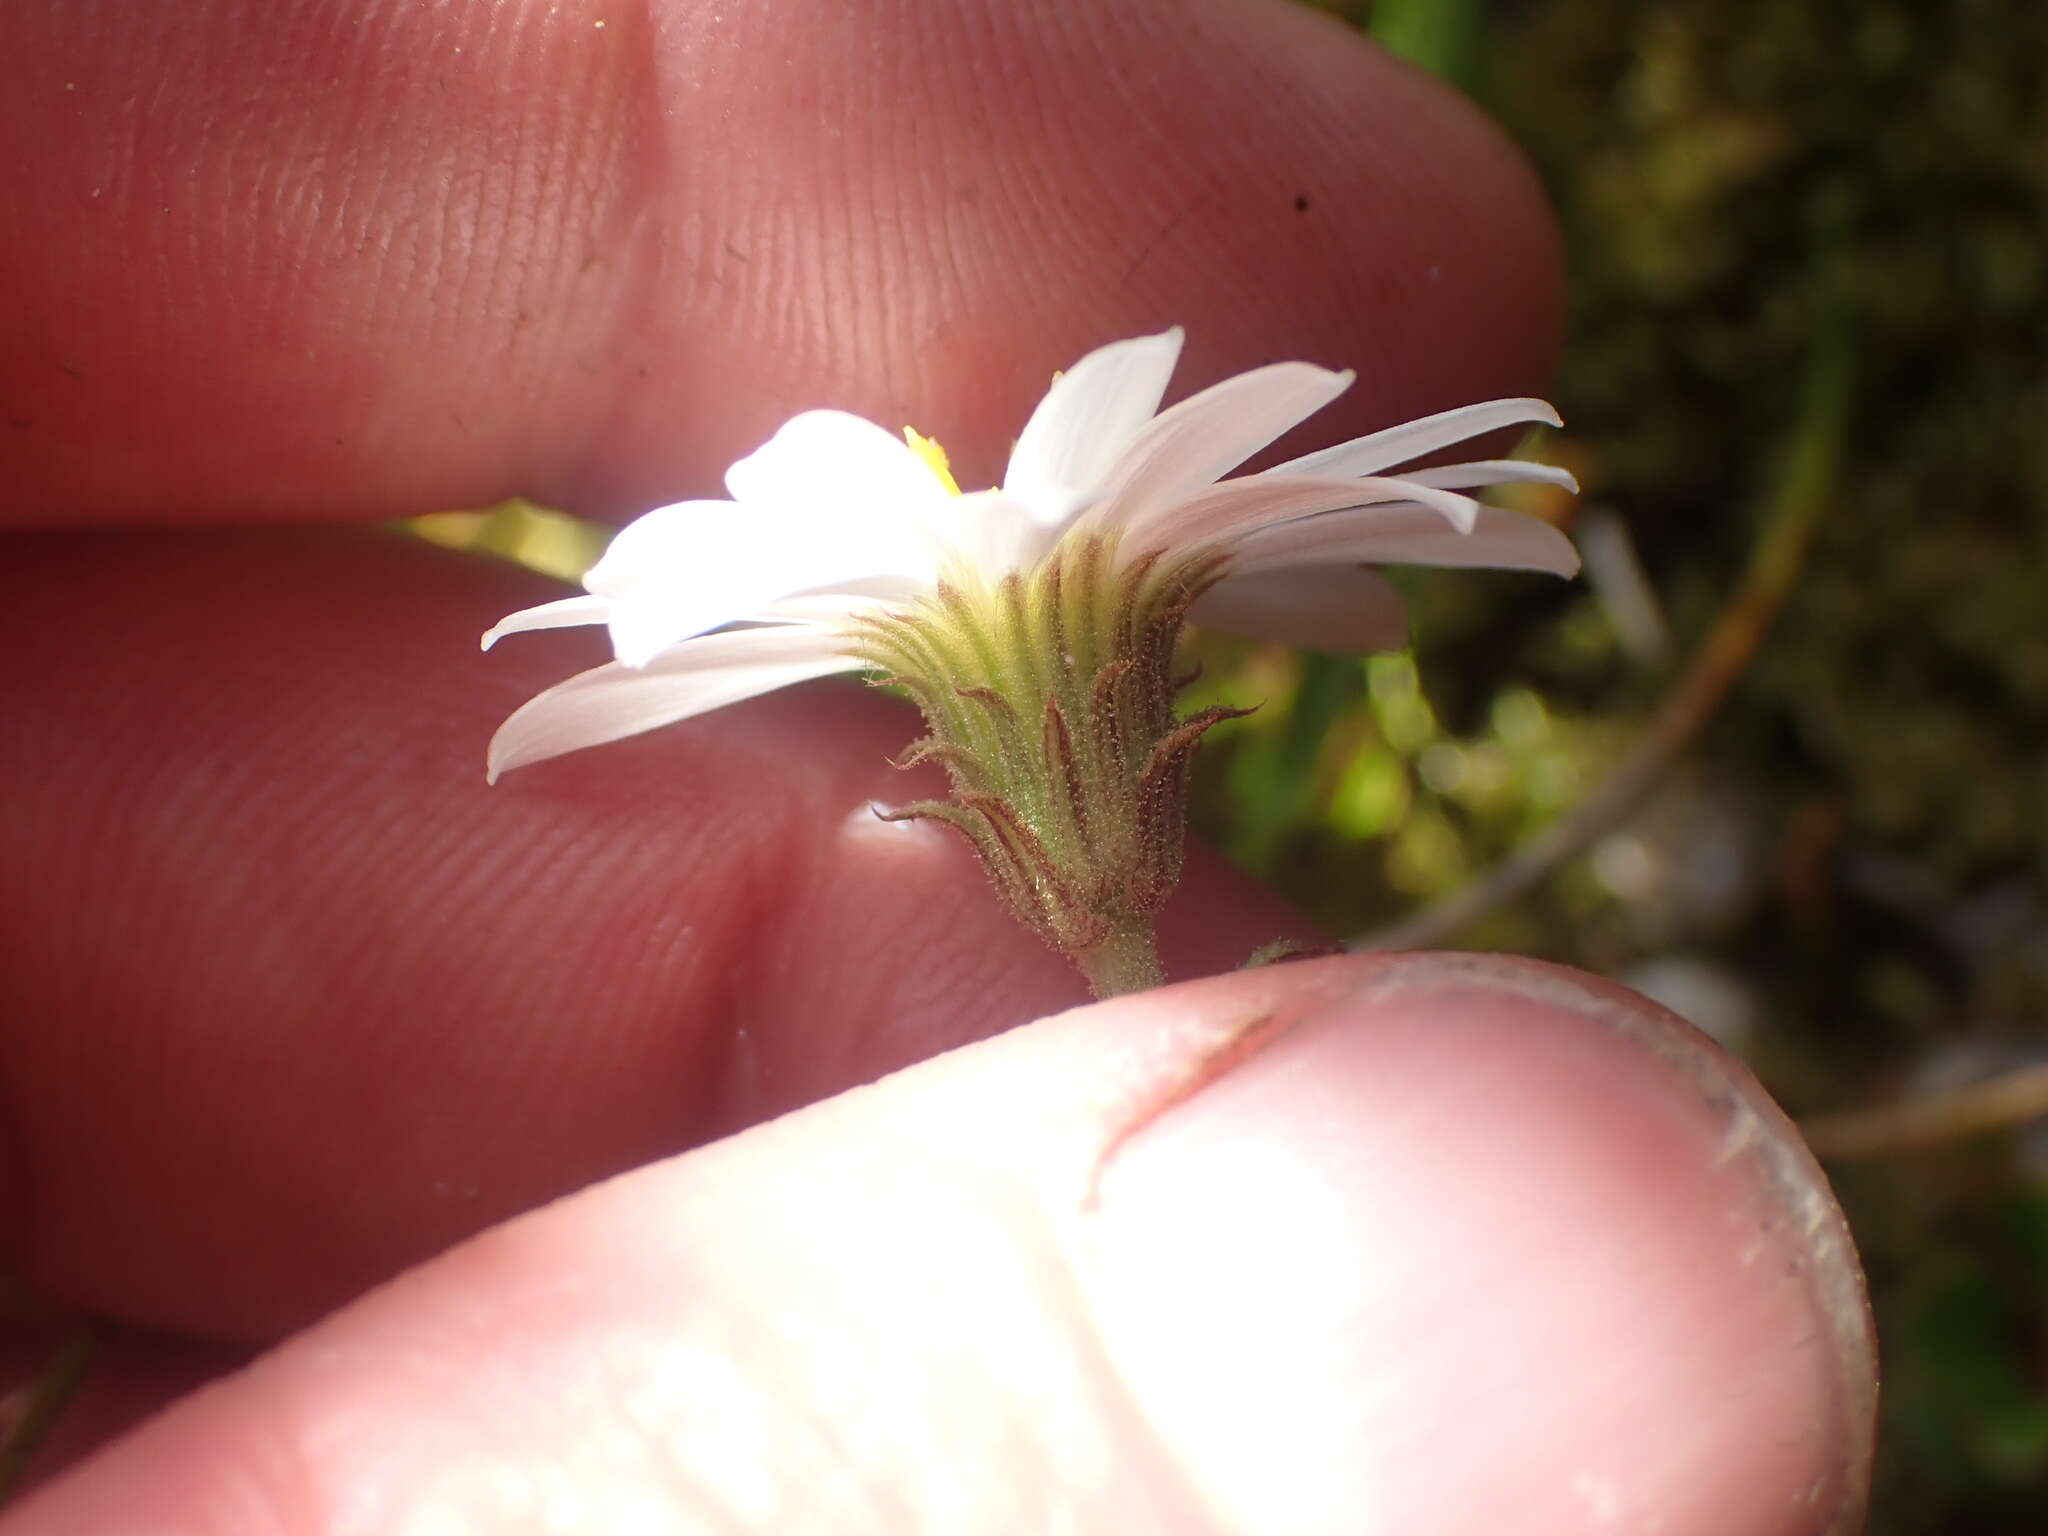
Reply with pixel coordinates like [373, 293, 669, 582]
[1081, 1008, 1288, 1209]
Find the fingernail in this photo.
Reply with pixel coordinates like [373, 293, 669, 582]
[1079, 952, 1876, 1536]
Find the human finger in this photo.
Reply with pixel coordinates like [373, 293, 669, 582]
[1, 0, 1559, 525]
[0, 524, 1308, 1341]
[2, 954, 1875, 1534]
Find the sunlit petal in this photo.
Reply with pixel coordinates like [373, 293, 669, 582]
[1231, 502, 1583, 579]
[727, 410, 956, 532]
[480, 594, 612, 650]
[930, 490, 1060, 574]
[1193, 565, 1408, 653]
[1004, 328, 1184, 522]
[487, 626, 863, 781]
[481, 330, 1579, 790]
[582, 501, 736, 598]
[1266, 398, 1562, 480]
[591, 498, 937, 667]
[1084, 362, 1355, 534]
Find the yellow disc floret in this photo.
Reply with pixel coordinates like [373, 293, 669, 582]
[902, 426, 961, 496]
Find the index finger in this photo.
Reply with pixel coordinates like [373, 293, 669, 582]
[0, 0, 1560, 526]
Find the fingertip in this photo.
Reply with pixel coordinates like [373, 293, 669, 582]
[1075, 952, 1875, 1535]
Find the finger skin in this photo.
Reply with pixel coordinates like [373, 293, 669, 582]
[1, 956, 1876, 1535]
[0, 526, 1310, 1341]
[0, 0, 1561, 522]
[1, 0, 1563, 1344]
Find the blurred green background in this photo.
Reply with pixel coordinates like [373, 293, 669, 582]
[1218, 2, 2046, 1529]
[417, 1, 2048, 1527]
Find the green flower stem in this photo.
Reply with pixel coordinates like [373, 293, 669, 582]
[1075, 921, 1167, 999]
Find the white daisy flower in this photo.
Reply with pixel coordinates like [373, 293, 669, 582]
[483, 328, 1577, 993]
[484, 327, 1576, 775]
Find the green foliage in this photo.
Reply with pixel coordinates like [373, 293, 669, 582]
[1188, 2, 2048, 1526]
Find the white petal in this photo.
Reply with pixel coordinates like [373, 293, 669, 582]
[1231, 502, 1583, 579]
[930, 490, 1060, 574]
[1192, 565, 1408, 653]
[480, 594, 612, 650]
[1003, 329, 1184, 521]
[1083, 362, 1355, 534]
[1402, 459, 1580, 494]
[606, 563, 876, 668]
[752, 586, 914, 623]
[487, 625, 864, 781]
[1266, 398, 1563, 480]
[726, 410, 955, 531]
[587, 491, 933, 667]
[1119, 472, 1480, 555]
[582, 501, 736, 598]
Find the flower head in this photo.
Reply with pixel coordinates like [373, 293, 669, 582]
[482, 329, 1577, 995]
[482, 328, 1578, 782]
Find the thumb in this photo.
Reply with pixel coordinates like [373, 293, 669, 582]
[5, 953, 1875, 1535]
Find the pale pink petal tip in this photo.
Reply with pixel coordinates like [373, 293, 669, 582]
[1233, 503, 1582, 581]
[1404, 459, 1581, 496]
[1268, 397, 1565, 482]
[1086, 360, 1357, 534]
[479, 593, 612, 651]
[1005, 328, 1186, 519]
